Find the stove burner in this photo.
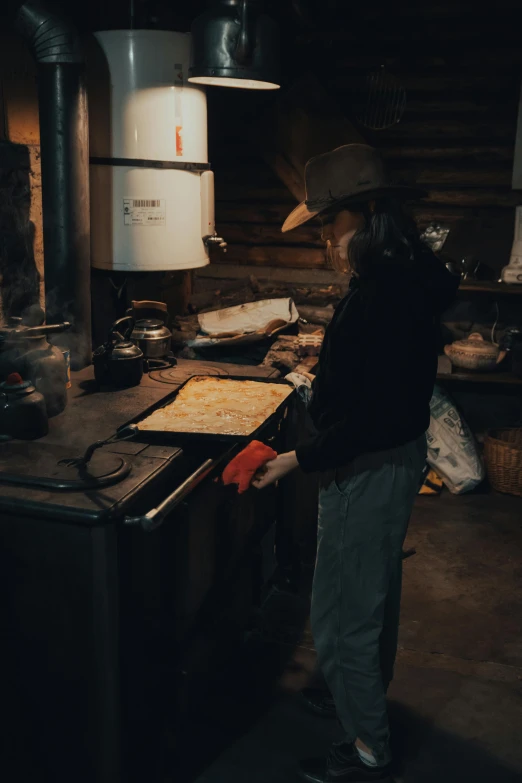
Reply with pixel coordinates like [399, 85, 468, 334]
[149, 364, 230, 384]
[0, 447, 131, 491]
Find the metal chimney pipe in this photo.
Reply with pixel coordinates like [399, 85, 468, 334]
[10, 0, 92, 368]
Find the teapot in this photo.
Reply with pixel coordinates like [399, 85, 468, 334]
[126, 301, 173, 359]
[444, 333, 507, 372]
[93, 317, 145, 389]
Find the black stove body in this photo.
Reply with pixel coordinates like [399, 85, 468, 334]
[0, 363, 286, 783]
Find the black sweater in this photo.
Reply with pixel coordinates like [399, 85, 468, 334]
[295, 247, 459, 474]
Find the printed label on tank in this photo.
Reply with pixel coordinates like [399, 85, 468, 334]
[123, 199, 166, 226]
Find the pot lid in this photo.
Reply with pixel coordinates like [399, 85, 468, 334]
[133, 318, 171, 338]
[111, 340, 144, 359]
[0, 372, 35, 392]
[135, 318, 163, 330]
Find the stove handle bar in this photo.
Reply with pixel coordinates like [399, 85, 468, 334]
[123, 448, 235, 533]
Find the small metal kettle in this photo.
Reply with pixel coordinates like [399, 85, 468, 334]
[0, 315, 70, 417]
[126, 301, 173, 360]
[0, 372, 49, 440]
[93, 317, 145, 389]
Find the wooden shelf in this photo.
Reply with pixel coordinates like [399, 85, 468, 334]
[437, 370, 522, 386]
[458, 281, 522, 295]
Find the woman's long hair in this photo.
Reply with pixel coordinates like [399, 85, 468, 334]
[326, 197, 423, 277]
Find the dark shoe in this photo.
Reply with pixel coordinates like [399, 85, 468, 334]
[300, 688, 337, 718]
[298, 741, 392, 783]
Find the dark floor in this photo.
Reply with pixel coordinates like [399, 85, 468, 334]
[182, 490, 522, 783]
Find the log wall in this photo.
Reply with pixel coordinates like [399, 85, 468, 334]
[206, 0, 522, 280]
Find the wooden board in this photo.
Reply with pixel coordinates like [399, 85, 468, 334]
[437, 371, 522, 386]
[459, 281, 522, 295]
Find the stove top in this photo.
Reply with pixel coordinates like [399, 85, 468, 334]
[0, 440, 183, 525]
[148, 359, 280, 385]
[149, 363, 230, 384]
[0, 442, 130, 490]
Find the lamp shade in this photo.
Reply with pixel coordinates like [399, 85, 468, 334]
[188, 0, 280, 91]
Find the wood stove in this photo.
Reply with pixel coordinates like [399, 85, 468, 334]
[0, 360, 290, 783]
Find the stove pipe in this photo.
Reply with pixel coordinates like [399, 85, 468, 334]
[10, 1, 92, 369]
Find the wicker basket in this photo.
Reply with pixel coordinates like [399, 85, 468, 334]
[484, 428, 522, 497]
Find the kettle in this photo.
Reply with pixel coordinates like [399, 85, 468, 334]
[126, 300, 175, 362]
[93, 317, 145, 389]
[0, 315, 70, 417]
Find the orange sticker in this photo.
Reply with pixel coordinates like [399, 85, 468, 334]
[176, 126, 183, 156]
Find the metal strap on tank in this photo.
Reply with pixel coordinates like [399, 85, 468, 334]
[90, 156, 211, 172]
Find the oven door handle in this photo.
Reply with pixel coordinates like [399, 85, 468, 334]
[123, 448, 235, 532]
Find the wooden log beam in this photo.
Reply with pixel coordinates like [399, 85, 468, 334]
[400, 168, 512, 187]
[328, 74, 519, 94]
[196, 263, 347, 286]
[213, 141, 516, 165]
[215, 185, 519, 207]
[216, 209, 508, 246]
[210, 245, 328, 269]
[368, 120, 516, 140]
[219, 222, 321, 247]
[304, 22, 522, 45]
[215, 162, 513, 188]
[215, 202, 513, 229]
[334, 52, 522, 70]
[381, 145, 514, 162]
[216, 202, 294, 225]
[422, 190, 520, 208]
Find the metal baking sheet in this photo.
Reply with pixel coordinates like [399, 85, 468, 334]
[118, 375, 294, 444]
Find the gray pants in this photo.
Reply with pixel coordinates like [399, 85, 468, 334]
[311, 437, 427, 766]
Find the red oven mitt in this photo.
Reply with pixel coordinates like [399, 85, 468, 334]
[222, 440, 277, 494]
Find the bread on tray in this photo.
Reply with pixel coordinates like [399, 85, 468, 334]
[138, 376, 292, 436]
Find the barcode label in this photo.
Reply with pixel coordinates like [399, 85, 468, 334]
[123, 198, 166, 227]
[132, 199, 160, 208]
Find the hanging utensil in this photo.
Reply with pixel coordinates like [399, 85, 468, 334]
[353, 65, 406, 131]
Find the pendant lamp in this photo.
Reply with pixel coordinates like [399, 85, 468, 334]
[188, 0, 280, 91]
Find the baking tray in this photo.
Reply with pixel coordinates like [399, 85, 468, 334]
[117, 375, 294, 445]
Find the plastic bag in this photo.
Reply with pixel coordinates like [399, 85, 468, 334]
[426, 385, 485, 494]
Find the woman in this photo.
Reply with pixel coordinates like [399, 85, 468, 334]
[253, 144, 458, 783]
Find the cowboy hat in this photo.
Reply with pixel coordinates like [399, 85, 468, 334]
[282, 143, 425, 233]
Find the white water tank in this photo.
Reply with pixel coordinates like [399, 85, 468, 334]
[90, 29, 214, 271]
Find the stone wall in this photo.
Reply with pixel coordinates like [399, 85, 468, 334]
[0, 141, 40, 323]
[0, 33, 44, 326]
